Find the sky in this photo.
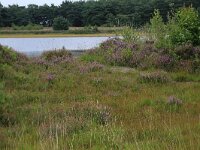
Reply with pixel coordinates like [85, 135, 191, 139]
[0, 0, 81, 7]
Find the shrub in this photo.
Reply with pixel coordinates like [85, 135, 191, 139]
[174, 44, 195, 60]
[171, 72, 200, 82]
[168, 7, 200, 46]
[138, 71, 171, 83]
[150, 7, 200, 48]
[0, 64, 16, 79]
[121, 27, 139, 43]
[0, 83, 5, 106]
[99, 38, 138, 66]
[39, 116, 87, 138]
[150, 9, 168, 48]
[12, 23, 43, 30]
[40, 49, 73, 65]
[84, 8, 199, 71]
[84, 25, 99, 33]
[192, 59, 200, 73]
[0, 45, 28, 65]
[79, 62, 104, 73]
[53, 17, 69, 30]
[167, 96, 183, 106]
[155, 54, 175, 70]
[41, 49, 72, 61]
[70, 101, 111, 125]
[0, 83, 13, 127]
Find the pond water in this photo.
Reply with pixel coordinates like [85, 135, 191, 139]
[0, 37, 114, 56]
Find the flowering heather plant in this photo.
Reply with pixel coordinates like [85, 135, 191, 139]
[100, 38, 138, 53]
[175, 44, 196, 60]
[194, 47, 200, 57]
[79, 62, 104, 73]
[42, 49, 72, 60]
[70, 101, 112, 125]
[176, 60, 193, 72]
[100, 38, 125, 50]
[40, 73, 55, 83]
[139, 71, 171, 83]
[108, 50, 124, 65]
[86, 37, 200, 71]
[0, 45, 28, 65]
[39, 116, 86, 138]
[88, 62, 104, 71]
[32, 57, 50, 66]
[46, 73, 55, 82]
[167, 96, 183, 106]
[40, 49, 73, 64]
[129, 52, 143, 67]
[51, 55, 74, 64]
[155, 54, 175, 70]
[98, 38, 139, 66]
[78, 65, 90, 74]
[32, 49, 74, 69]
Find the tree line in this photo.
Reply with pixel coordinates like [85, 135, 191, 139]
[0, 0, 200, 27]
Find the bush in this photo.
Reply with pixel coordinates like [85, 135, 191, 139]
[168, 7, 200, 46]
[53, 17, 69, 30]
[150, 7, 200, 48]
[12, 23, 43, 30]
[78, 62, 104, 73]
[41, 49, 72, 61]
[84, 25, 99, 33]
[82, 7, 199, 72]
[0, 82, 7, 126]
[150, 10, 168, 48]
[138, 71, 171, 83]
[36, 49, 73, 65]
[0, 45, 28, 65]
[121, 27, 139, 43]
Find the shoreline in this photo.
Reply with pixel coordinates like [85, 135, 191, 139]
[0, 33, 116, 38]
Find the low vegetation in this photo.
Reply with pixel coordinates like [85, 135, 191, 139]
[81, 7, 200, 73]
[0, 27, 121, 37]
[12, 23, 43, 31]
[1, 42, 200, 149]
[0, 6, 200, 150]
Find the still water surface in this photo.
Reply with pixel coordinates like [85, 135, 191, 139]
[0, 37, 113, 56]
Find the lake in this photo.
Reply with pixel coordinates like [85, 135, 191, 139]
[0, 37, 114, 56]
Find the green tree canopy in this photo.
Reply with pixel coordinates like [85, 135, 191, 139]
[53, 16, 69, 30]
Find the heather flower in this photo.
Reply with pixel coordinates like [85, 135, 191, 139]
[139, 71, 171, 83]
[0, 45, 28, 65]
[45, 73, 55, 82]
[89, 62, 104, 70]
[39, 116, 86, 138]
[177, 60, 193, 72]
[194, 46, 200, 58]
[156, 54, 174, 70]
[175, 44, 195, 60]
[79, 65, 89, 74]
[70, 101, 111, 125]
[79, 62, 104, 73]
[167, 96, 183, 106]
[39, 49, 73, 65]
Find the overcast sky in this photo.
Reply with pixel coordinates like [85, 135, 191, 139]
[0, 0, 81, 7]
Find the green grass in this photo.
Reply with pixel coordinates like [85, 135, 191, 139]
[0, 47, 200, 149]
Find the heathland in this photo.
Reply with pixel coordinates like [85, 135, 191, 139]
[0, 7, 200, 150]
